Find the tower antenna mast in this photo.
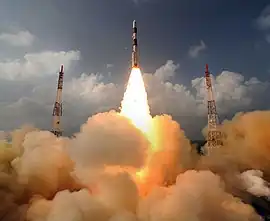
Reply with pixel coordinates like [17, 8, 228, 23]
[205, 64, 222, 151]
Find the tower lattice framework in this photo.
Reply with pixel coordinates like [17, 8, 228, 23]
[51, 65, 64, 137]
[205, 64, 222, 149]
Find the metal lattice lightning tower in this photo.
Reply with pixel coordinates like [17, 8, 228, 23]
[205, 64, 222, 150]
[51, 65, 64, 137]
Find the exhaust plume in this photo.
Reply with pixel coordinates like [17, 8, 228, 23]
[138, 170, 260, 221]
[69, 111, 148, 169]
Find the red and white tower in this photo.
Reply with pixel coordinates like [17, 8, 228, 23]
[205, 64, 222, 150]
[51, 65, 64, 137]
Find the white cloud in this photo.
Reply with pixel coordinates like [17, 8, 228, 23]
[0, 55, 269, 138]
[192, 72, 269, 115]
[106, 64, 114, 69]
[255, 5, 270, 44]
[148, 62, 269, 118]
[153, 60, 179, 81]
[63, 73, 121, 111]
[0, 50, 80, 80]
[256, 5, 270, 30]
[0, 30, 35, 47]
[188, 40, 207, 58]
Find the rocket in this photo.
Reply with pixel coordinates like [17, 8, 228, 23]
[132, 20, 139, 68]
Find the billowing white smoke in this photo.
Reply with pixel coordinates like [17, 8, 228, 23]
[241, 170, 270, 198]
[1, 110, 269, 221]
[68, 111, 148, 169]
[26, 170, 261, 221]
[138, 170, 260, 221]
[11, 130, 75, 198]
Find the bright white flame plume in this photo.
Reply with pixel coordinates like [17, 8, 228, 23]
[120, 68, 152, 134]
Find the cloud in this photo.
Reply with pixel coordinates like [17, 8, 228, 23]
[63, 73, 122, 112]
[0, 50, 80, 80]
[145, 61, 269, 119]
[0, 30, 35, 47]
[0, 55, 269, 138]
[106, 64, 114, 69]
[255, 5, 270, 30]
[152, 60, 179, 81]
[188, 40, 207, 58]
[192, 72, 269, 115]
[255, 5, 270, 44]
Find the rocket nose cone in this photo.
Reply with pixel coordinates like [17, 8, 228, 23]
[133, 20, 136, 28]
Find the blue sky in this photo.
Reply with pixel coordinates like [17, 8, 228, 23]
[1, 0, 270, 80]
[0, 0, 269, 139]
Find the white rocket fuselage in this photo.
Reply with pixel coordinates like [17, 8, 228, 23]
[132, 20, 138, 68]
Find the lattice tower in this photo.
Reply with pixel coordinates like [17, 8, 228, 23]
[205, 64, 223, 150]
[51, 65, 64, 137]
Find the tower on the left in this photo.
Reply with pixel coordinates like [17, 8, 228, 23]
[51, 65, 64, 137]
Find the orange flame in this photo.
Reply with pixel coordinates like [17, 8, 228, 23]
[120, 67, 157, 187]
[120, 68, 152, 134]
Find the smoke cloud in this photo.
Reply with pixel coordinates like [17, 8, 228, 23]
[69, 111, 148, 169]
[138, 170, 260, 221]
[241, 170, 270, 197]
[0, 109, 269, 221]
[199, 111, 270, 178]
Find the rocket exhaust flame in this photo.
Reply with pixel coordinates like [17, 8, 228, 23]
[120, 68, 151, 134]
[120, 67, 155, 187]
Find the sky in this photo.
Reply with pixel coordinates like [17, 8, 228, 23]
[0, 0, 270, 139]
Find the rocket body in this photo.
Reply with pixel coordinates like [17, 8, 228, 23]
[132, 20, 139, 68]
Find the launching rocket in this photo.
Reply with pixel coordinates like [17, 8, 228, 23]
[132, 20, 139, 68]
